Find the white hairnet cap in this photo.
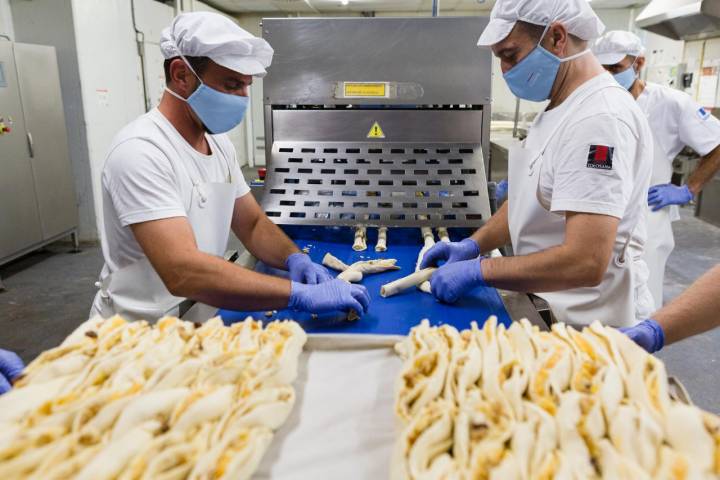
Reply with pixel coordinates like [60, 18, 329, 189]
[592, 30, 646, 65]
[478, 0, 605, 47]
[160, 12, 273, 77]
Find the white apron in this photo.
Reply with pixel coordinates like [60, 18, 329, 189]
[508, 82, 653, 328]
[90, 135, 235, 322]
[644, 130, 680, 308]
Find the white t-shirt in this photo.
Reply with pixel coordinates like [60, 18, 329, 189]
[99, 108, 250, 276]
[637, 82, 720, 186]
[526, 73, 653, 260]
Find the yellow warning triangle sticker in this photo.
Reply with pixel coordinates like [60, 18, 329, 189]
[367, 121, 386, 139]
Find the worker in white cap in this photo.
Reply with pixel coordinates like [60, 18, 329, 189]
[421, 0, 655, 327]
[594, 30, 720, 308]
[91, 12, 370, 322]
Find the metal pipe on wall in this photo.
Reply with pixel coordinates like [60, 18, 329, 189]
[130, 0, 150, 112]
[432, 0, 440, 17]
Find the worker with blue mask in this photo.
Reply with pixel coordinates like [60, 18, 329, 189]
[594, 31, 720, 308]
[0, 349, 24, 395]
[422, 0, 655, 328]
[90, 12, 369, 322]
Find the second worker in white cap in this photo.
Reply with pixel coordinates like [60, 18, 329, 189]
[421, 0, 655, 327]
[594, 30, 720, 308]
[90, 12, 370, 322]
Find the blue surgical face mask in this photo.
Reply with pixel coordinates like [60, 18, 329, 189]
[503, 25, 591, 102]
[613, 60, 638, 90]
[165, 57, 249, 134]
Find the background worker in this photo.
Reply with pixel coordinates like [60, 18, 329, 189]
[594, 30, 720, 307]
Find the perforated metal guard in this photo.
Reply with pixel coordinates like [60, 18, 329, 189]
[261, 141, 492, 228]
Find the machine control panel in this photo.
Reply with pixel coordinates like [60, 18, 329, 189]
[0, 116, 13, 135]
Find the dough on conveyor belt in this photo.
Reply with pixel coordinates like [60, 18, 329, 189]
[375, 226, 388, 252]
[0, 316, 306, 480]
[380, 268, 436, 298]
[353, 226, 367, 252]
[390, 317, 720, 480]
[415, 226, 436, 294]
[322, 253, 400, 284]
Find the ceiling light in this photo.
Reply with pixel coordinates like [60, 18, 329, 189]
[341, 0, 349, 5]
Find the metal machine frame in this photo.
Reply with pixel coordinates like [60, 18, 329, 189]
[255, 16, 543, 326]
[260, 17, 494, 228]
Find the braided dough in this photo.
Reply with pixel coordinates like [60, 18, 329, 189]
[0, 316, 306, 480]
[391, 317, 720, 480]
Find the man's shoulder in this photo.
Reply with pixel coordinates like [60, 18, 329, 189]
[103, 116, 175, 185]
[643, 82, 686, 109]
[569, 88, 646, 133]
[110, 111, 162, 145]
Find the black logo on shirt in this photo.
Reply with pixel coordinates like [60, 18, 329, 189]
[587, 145, 614, 171]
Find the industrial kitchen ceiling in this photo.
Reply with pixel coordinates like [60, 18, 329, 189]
[205, 0, 651, 14]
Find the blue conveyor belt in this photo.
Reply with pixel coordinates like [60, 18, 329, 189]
[218, 226, 511, 335]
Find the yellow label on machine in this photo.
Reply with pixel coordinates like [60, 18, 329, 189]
[344, 82, 387, 98]
[367, 121, 386, 139]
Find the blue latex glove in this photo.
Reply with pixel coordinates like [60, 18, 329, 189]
[286, 253, 333, 285]
[620, 319, 665, 354]
[0, 349, 25, 395]
[430, 257, 486, 304]
[288, 279, 371, 316]
[496, 179, 508, 202]
[419, 238, 481, 270]
[647, 184, 693, 212]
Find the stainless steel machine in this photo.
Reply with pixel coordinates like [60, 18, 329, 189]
[0, 41, 78, 289]
[260, 17, 493, 229]
[217, 17, 544, 332]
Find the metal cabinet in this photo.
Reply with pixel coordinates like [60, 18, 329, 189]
[0, 41, 77, 276]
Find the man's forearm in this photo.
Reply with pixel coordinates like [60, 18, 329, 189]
[471, 202, 511, 254]
[688, 145, 720, 195]
[654, 264, 720, 345]
[482, 244, 605, 292]
[241, 216, 299, 270]
[165, 250, 292, 311]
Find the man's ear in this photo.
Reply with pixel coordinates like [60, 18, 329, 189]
[170, 58, 197, 96]
[545, 22, 569, 56]
[636, 56, 646, 73]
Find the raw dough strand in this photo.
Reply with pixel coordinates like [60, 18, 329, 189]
[380, 268, 436, 298]
[352, 226, 367, 252]
[375, 227, 388, 252]
[436, 227, 450, 243]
